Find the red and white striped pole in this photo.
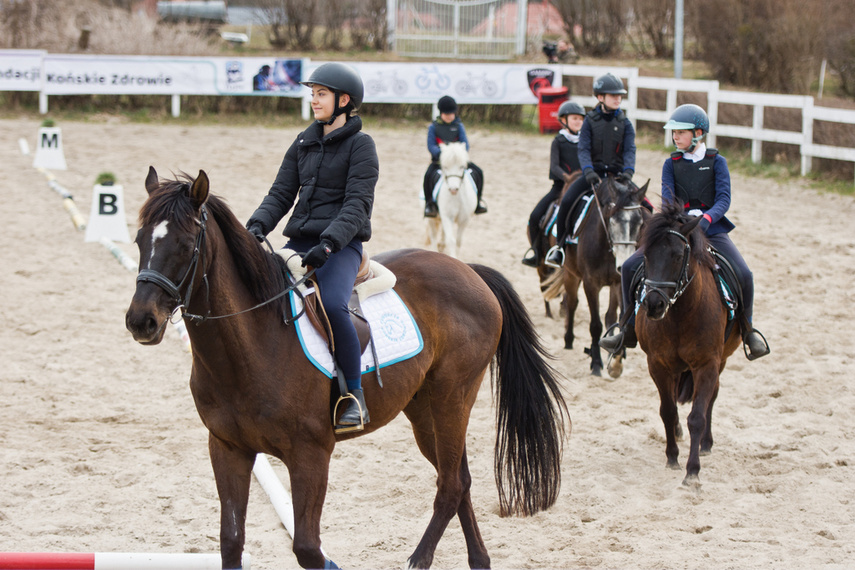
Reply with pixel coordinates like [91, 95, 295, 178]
[0, 552, 249, 569]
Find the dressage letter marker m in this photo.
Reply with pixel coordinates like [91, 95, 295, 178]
[32, 127, 68, 170]
[85, 184, 131, 243]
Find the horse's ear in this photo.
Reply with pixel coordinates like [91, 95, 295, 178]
[145, 166, 158, 195]
[189, 170, 210, 208]
[680, 215, 703, 237]
[634, 179, 650, 198]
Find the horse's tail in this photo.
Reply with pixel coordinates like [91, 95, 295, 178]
[468, 263, 570, 517]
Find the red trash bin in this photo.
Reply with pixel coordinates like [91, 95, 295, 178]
[538, 86, 569, 134]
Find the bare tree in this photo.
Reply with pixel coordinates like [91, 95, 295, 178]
[628, 0, 673, 58]
[551, 0, 627, 57]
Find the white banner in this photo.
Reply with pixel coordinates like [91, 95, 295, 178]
[309, 62, 562, 105]
[41, 54, 306, 96]
[0, 50, 45, 92]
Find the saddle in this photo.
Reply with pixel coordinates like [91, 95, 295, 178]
[539, 190, 593, 242]
[276, 248, 396, 358]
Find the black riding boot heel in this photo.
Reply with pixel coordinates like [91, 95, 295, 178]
[744, 328, 770, 360]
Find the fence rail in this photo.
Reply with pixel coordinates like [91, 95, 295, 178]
[2, 49, 853, 184]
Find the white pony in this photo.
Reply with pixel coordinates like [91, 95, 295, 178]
[425, 142, 478, 259]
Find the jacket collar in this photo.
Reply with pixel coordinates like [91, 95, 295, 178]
[300, 115, 363, 146]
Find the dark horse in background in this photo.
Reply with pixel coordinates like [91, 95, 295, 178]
[560, 175, 649, 378]
[125, 168, 569, 569]
[635, 202, 743, 487]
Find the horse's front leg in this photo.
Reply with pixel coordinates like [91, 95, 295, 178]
[209, 434, 255, 570]
[684, 363, 720, 487]
[288, 444, 335, 569]
[649, 364, 680, 470]
[605, 283, 624, 379]
[562, 269, 580, 350]
[582, 280, 604, 376]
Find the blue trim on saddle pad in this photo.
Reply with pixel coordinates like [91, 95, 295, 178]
[717, 275, 737, 320]
[289, 288, 424, 379]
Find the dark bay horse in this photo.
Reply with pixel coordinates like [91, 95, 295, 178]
[635, 202, 743, 487]
[125, 168, 569, 569]
[560, 175, 649, 378]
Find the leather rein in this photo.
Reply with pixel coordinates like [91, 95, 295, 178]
[136, 205, 312, 326]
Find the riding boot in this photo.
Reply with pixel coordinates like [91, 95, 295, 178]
[599, 322, 637, 354]
[521, 247, 541, 267]
[338, 388, 370, 427]
[424, 201, 438, 218]
[744, 328, 770, 360]
[475, 199, 488, 214]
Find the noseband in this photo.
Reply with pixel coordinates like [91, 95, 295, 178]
[641, 229, 694, 308]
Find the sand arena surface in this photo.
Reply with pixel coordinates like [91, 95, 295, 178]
[1, 117, 853, 568]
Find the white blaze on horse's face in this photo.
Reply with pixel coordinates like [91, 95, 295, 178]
[609, 208, 636, 270]
[147, 220, 169, 269]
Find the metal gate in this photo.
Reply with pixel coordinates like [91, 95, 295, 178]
[390, 0, 528, 60]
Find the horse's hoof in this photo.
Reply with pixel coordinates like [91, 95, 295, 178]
[700, 447, 712, 456]
[682, 474, 701, 489]
[606, 357, 623, 379]
[590, 366, 602, 377]
[667, 459, 681, 470]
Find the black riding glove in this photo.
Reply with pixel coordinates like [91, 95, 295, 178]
[302, 239, 334, 268]
[247, 223, 265, 243]
[584, 169, 601, 187]
[618, 169, 634, 183]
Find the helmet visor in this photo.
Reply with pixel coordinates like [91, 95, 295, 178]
[663, 119, 696, 130]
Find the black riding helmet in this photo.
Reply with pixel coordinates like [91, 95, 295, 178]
[437, 95, 457, 114]
[301, 62, 364, 123]
[557, 101, 585, 118]
[593, 73, 627, 95]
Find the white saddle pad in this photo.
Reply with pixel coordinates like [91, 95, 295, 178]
[289, 288, 424, 379]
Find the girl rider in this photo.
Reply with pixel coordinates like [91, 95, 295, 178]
[599, 104, 770, 360]
[522, 100, 585, 267]
[246, 62, 379, 430]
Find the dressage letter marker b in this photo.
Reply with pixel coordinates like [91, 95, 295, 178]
[85, 184, 131, 243]
[32, 127, 68, 170]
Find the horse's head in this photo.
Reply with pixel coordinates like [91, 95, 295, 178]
[439, 142, 469, 194]
[599, 175, 650, 271]
[125, 166, 210, 344]
[638, 201, 711, 320]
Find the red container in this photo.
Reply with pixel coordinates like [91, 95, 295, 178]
[538, 86, 569, 133]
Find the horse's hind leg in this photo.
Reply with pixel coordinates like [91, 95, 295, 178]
[700, 376, 719, 455]
[209, 435, 255, 570]
[404, 397, 489, 569]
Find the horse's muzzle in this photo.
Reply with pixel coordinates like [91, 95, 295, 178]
[125, 292, 171, 345]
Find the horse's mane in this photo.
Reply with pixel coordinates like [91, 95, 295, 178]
[140, 173, 288, 314]
[639, 200, 715, 270]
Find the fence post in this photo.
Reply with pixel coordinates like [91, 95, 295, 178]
[171, 94, 181, 118]
[801, 97, 814, 176]
[664, 88, 677, 147]
[39, 92, 49, 114]
[751, 105, 764, 163]
[706, 83, 719, 149]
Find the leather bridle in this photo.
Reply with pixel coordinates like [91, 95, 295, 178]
[641, 229, 694, 308]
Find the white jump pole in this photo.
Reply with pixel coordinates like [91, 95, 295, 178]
[252, 454, 296, 539]
[0, 552, 250, 569]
